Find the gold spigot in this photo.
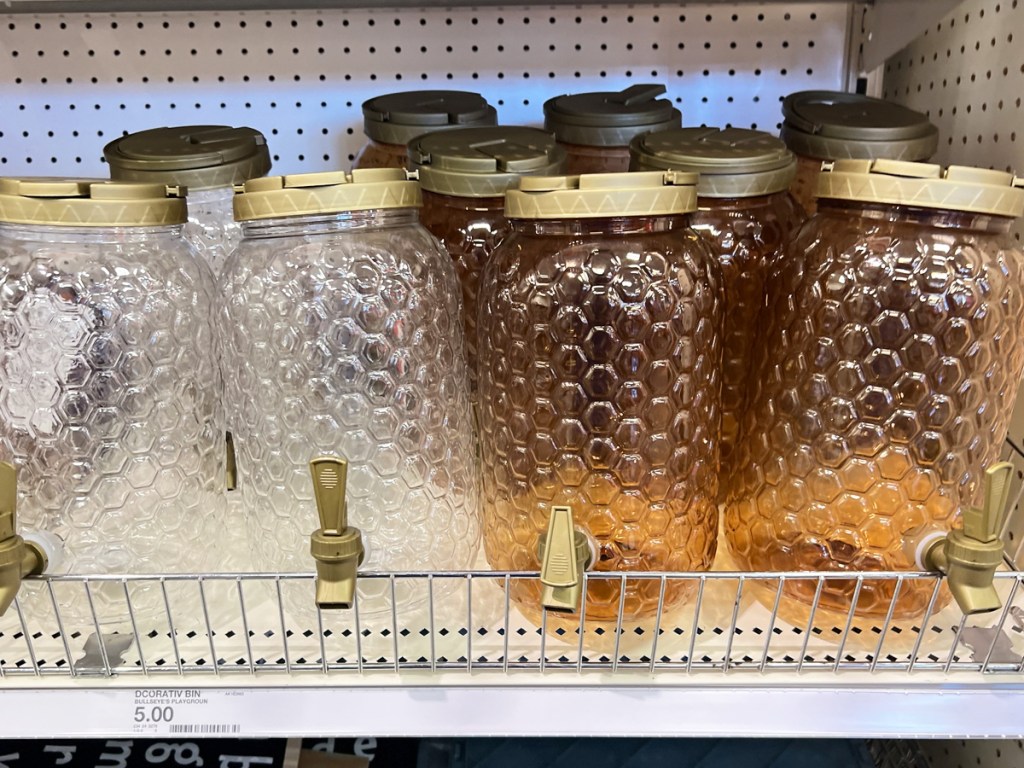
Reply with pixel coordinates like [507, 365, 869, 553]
[537, 505, 593, 613]
[921, 461, 1015, 615]
[0, 462, 46, 616]
[309, 456, 364, 609]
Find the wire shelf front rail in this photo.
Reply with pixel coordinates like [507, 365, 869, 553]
[2, 568, 1022, 679]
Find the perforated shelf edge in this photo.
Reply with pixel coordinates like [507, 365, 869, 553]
[1, 0, 855, 12]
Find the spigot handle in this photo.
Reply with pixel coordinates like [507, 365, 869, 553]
[965, 461, 1015, 543]
[920, 461, 1018, 616]
[310, 456, 348, 535]
[309, 456, 363, 611]
[540, 506, 578, 590]
[0, 462, 46, 617]
[538, 506, 594, 614]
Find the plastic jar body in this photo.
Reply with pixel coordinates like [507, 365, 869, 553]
[478, 214, 723, 623]
[352, 139, 410, 171]
[689, 191, 805, 501]
[223, 208, 480, 612]
[182, 185, 244, 277]
[419, 190, 510, 395]
[789, 154, 825, 216]
[724, 200, 1024, 620]
[0, 222, 226, 620]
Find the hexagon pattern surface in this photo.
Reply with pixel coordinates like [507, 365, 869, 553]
[478, 221, 722, 622]
[223, 214, 480, 614]
[0, 226, 226, 621]
[689, 192, 806, 502]
[725, 205, 1024, 619]
[418, 192, 509, 397]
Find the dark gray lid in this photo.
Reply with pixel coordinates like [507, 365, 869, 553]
[630, 127, 797, 197]
[780, 91, 939, 161]
[543, 84, 682, 147]
[104, 125, 271, 190]
[409, 126, 566, 198]
[362, 90, 498, 145]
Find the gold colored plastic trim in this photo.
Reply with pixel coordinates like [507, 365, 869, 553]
[0, 463, 46, 617]
[818, 159, 1024, 218]
[234, 168, 421, 221]
[309, 457, 364, 610]
[0, 178, 187, 226]
[537, 505, 593, 613]
[923, 462, 1015, 615]
[505, 170, 697, 219]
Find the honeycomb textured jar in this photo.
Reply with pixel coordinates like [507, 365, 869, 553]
[103, 126, 272, 277]
[690, 192, 805, 500]
[182, 185, 243, 277]
[628, 127, 805, 503]
[0, 221, 226, 620]
[725, 200, 1024, 619]
[411, 126, 565, 395]
[478, 212, 722, 622]
[790, 155, 825, 217]
[223, 207, 480, 610]
[352, 139, 410, 172]
[419, 191, 507, 394]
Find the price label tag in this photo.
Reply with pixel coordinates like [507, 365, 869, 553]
[130, 690, 243, 737]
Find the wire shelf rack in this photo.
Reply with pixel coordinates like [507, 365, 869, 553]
[3, 564, 1023, 679]
[1, 439, 1022, 682]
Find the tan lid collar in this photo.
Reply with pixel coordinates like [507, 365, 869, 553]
[544, 85, 682, 147]
[234, 168, 421, 222]
[0, 178, 187, 226]
[104, 125, 272, 190]
[362, 90, 498, 145]
[410, 126, 566, 198]
[629, 127, 797, 197]
[505, 170, 697, 219]
[818, 160, 1024, 217]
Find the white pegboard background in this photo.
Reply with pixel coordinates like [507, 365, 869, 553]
[882, 0, 1024, 245]
[0, 3, 850, 176]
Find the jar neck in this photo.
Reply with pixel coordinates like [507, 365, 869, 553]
[422, 189, 505, 212]
[817, 199, 1013, 233]
[187, 185, 234, 203]
[240, 208, 419, 238]
[0, 221, 184, 243]
[696, 192, 785, 211]
[510, 214, 688, 236]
